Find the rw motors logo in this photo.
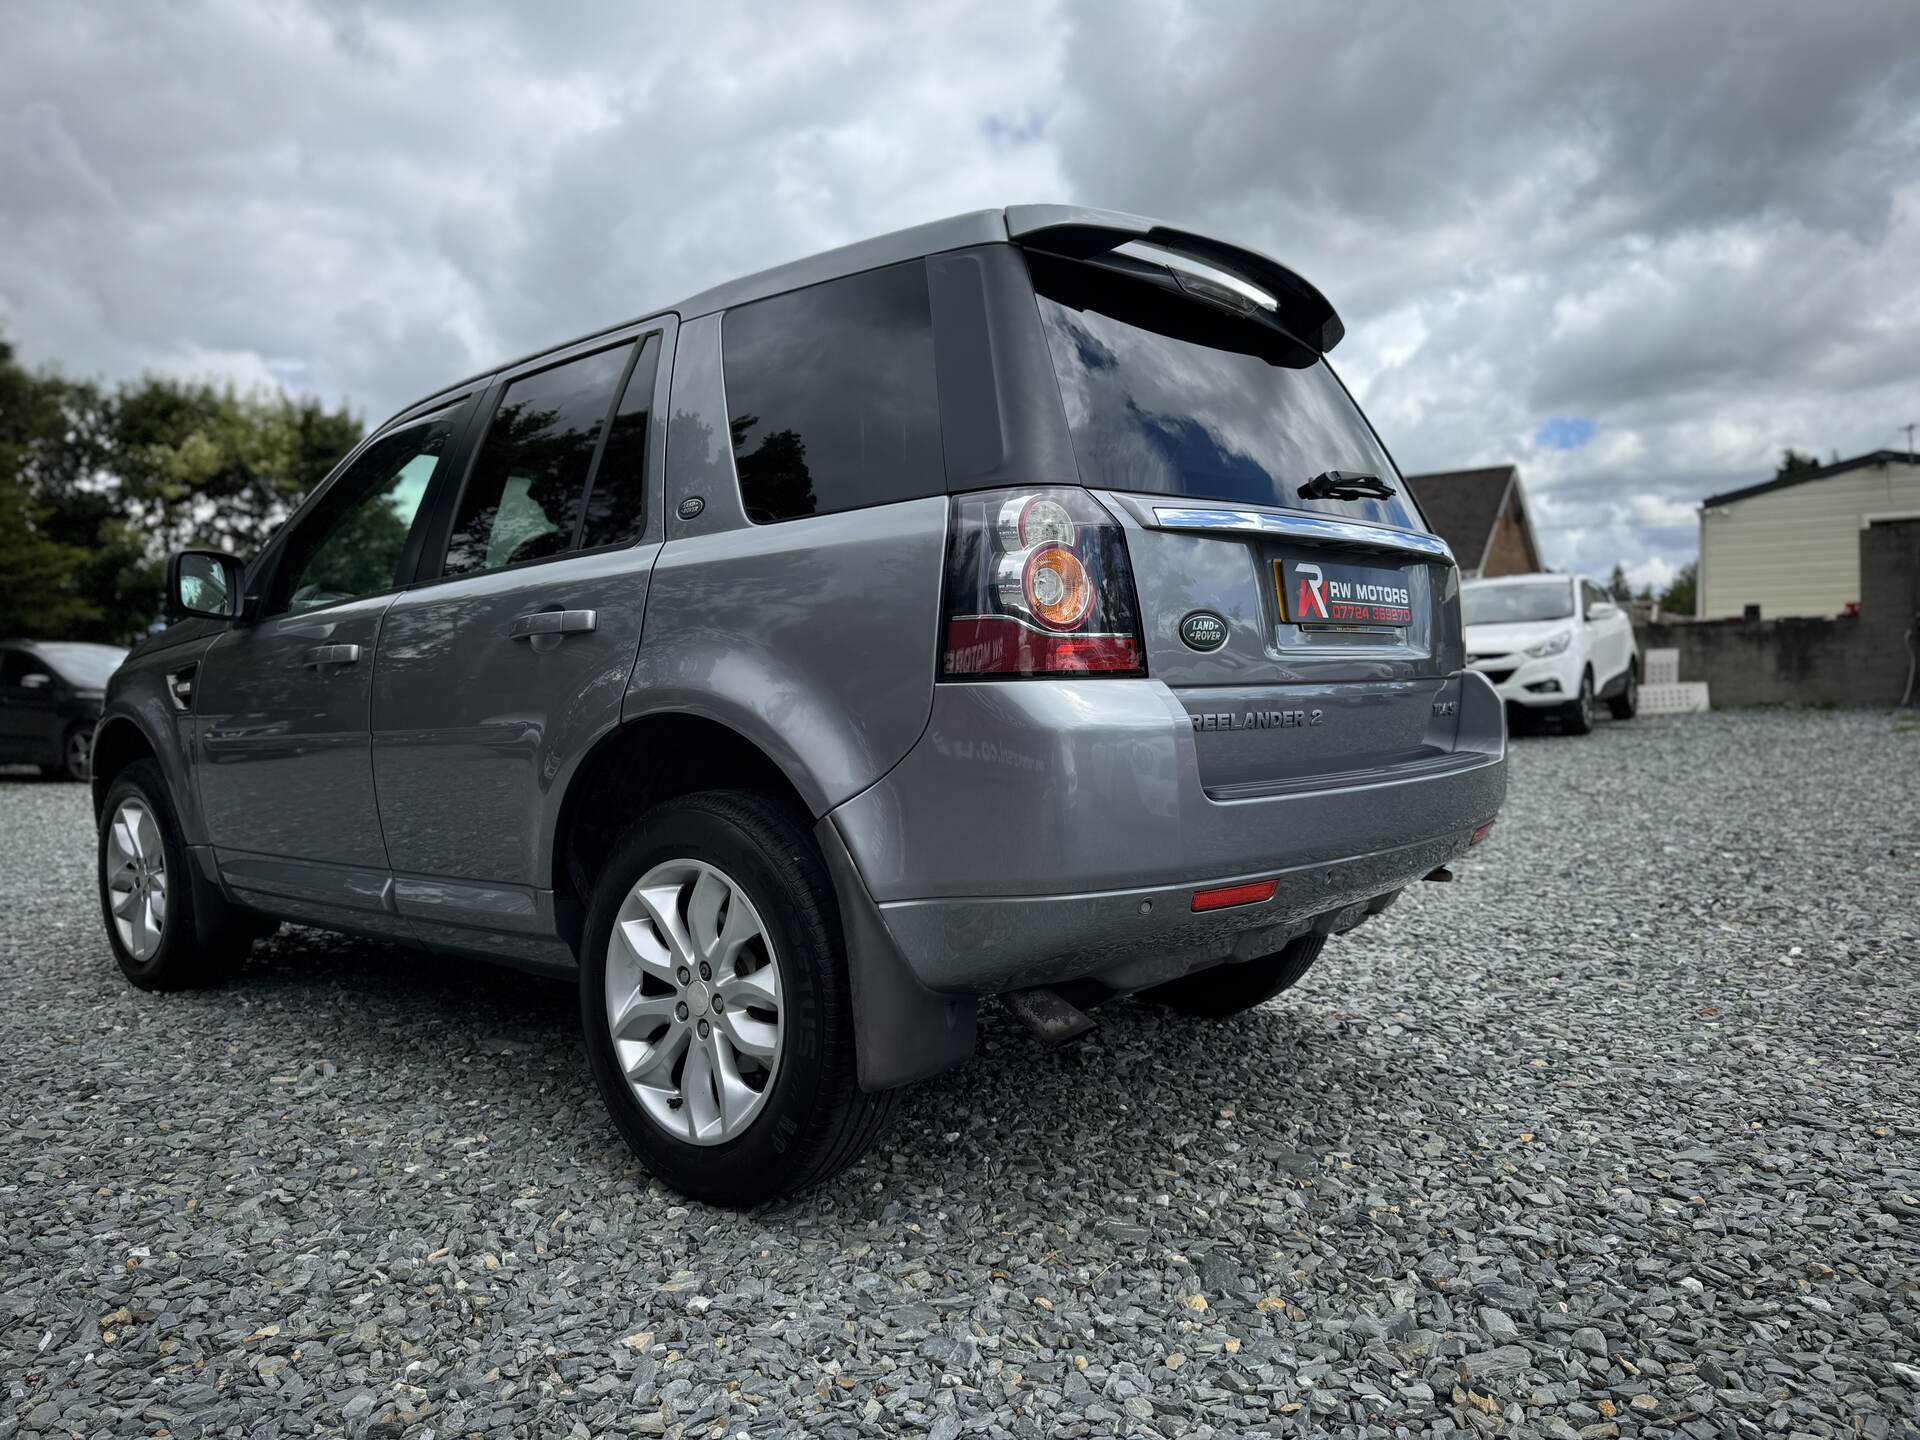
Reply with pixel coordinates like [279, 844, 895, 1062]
[1283, 559, 1415, 626]
[1294, 562, 1330, 620]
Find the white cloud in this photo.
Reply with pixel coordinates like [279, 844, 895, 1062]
[2, 0, 1916, 582]
[1626, 556, 1678, 594]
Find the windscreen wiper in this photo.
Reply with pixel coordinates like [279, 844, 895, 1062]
[1300, 470, 1397, 501]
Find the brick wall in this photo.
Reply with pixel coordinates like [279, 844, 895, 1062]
[1636, 518, 1920, 707]
[1480, 497, 1536, 577]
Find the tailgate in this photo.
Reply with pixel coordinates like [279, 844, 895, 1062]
[1103, 493, 1471, 794]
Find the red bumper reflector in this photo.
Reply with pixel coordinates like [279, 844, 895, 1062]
[1470, 819, 1496, 846]
[1190, 879, 1278, 913]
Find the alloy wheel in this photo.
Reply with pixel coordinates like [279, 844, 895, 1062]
[67, 727, 93, 781]
[604, 858, 784, 1146]
[106, 799, 167, 961]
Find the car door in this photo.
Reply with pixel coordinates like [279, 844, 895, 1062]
[371, 320, 672, 959]
[0, 648, 59, 762]
[1582, 580, 1629, 686]
[194, 398, 474, 931]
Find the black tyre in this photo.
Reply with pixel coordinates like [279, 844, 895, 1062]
[579, 789, 895, 1207]
[41, 722, 94, 781]
[1142, 934, 1326, 1018]
[98, 759, 256, 990]
[1607, 662, 1638, 720]
[1562, 669, 1597, 735]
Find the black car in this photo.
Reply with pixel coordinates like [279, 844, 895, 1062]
[0, 641, 126, 780]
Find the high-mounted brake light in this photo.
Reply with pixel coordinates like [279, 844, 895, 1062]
[942, 487, 1145, 678]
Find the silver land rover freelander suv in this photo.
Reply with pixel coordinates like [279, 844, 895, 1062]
[92, 206, 1507, 1205]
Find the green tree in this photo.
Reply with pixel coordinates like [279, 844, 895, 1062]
[0, 336, 109, 636]
[0, 332, 363, 640]
[0, 471, 100, 637]
[1659, 560, 1698, 616]
[1776, 448, 1821, 477]
[111, 378, 362, 561]
[1608, 563, 1633, 602]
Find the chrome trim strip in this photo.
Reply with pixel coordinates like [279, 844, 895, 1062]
[1148, 506, 1455, 563]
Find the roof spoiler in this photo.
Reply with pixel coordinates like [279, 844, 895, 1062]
[1004, 204, 1345, 354]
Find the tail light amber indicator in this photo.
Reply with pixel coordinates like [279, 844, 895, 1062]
[942, 486, 1145, 678]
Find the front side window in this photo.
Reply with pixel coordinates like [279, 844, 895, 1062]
[443, 344, 633, 577]
[277, 418, 449, 615]
[1, 651, 53, 687]
[724, 261, 944, 524]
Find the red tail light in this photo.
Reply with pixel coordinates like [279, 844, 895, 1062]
[941, 487, 1145, 678]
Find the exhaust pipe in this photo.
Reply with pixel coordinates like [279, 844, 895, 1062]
[1004, 987, 1097, 1046]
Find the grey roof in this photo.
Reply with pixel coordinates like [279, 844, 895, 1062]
[1700, 449, 1914, 508]
[1403, 466, 1526, 572]
[384, 204, 1344, 428]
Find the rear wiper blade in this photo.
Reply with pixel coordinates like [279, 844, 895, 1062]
[1300, 470, 1397, 501]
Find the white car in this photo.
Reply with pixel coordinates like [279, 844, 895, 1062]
[1461, 574, 1638, 733]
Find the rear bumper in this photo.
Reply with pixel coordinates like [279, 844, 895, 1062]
[828, 671, 1506, 996]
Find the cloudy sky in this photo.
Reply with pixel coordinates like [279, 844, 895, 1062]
[5, 1, 1918, 587]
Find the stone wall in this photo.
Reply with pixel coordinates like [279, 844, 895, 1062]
[1636, 518, 1920, 707]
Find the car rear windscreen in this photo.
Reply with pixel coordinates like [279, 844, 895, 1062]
[1028, 252, 1425, 532]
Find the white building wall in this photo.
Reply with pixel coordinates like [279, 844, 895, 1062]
[1698, 458, 1920, 619]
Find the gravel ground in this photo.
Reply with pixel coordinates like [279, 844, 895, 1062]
[3, 710, 1918, 1440]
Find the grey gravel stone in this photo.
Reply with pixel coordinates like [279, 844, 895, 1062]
[4, 710, 1920, 1439]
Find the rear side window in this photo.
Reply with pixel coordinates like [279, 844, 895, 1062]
[443, 343, 636, 578]
[580, 334, 661, 550]
[1029, 252, 1426, 532]
[723, 261, 943, 524]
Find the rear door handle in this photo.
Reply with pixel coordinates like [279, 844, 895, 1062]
[300, 643, 361, 669]
[509, 609, 598, 640]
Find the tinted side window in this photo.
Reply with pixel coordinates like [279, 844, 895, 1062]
[443, 344, 631, 577]
[724, 261, 943, 524]
[277, 418, 449, 615]
[579, 334, 660, 551]
[2, 652, 49, 686]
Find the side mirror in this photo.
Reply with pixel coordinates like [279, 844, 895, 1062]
[1588, 600, 1619, 620]
[166, 550, 245, 622]
[19, 672, 52, 691]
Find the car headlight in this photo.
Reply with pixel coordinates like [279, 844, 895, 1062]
[1525, 630, 1572, 658]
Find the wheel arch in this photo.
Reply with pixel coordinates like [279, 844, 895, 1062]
[550, 710, 814, 955]
[90, 714, 159, 819]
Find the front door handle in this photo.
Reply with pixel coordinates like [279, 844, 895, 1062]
[300, 643, 361, 669]
[509, 609, 598, 640]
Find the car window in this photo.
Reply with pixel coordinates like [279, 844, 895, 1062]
[277, 417, 451, 616]
[579, 333, 660, 550]
[442, 344, 633, 577]
[1461, 581, 1575, 624]
[724, 261, 944, 524]
[36, 643, 125, 687]
[1028, 251, 1426, 532]
[1, 652, 52, 687]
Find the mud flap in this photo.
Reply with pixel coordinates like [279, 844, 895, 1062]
[813, 818, 978, 1092]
